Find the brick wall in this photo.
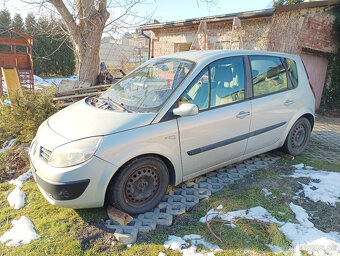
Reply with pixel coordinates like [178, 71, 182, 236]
[150, 18, 272, 58]
[148, 6, 337, 58]
[268, 6, 337, 54]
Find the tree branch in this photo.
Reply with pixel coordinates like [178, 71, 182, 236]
[49, 0, 81, 40]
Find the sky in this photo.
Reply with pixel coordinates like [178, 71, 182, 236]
[1, 0, 274, 23]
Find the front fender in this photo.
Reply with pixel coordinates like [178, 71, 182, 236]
[95, 120, 182, 185]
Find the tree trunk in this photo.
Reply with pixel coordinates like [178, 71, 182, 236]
[74, 30, 103, 85]
[50, 0, 109, 85]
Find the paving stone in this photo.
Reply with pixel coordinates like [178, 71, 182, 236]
[109, 153, 279, 244]
[115, 226, 138, 244]
[138, 219, 157, 232]
[153, 212, 173, 226]
[158, 201, 187, 215]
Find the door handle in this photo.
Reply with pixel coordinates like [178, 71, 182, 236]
[236, 111, 250, 119]
[284, 100, 294, 105]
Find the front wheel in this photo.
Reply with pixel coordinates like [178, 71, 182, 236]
[282, 117, 311, 156]
[107, 156, 169, 215]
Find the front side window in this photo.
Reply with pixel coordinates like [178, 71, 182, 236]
[179, 68, 209, 110]
[210, 57, 245, 107]
[179, 57, 246, 111]
[250, 56, 288, 97]
[101, 58, 194, 113]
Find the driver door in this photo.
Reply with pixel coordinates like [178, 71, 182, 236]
[176, 57, 252, 180]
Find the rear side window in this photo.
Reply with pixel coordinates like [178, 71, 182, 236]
[250, 56, 288, 97]
[285, 58, 299, 88]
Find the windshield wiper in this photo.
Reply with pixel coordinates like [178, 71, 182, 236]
[98, 97, 131, 113]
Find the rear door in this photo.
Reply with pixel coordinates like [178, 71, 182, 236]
[176, 56, 252, 180]
[245, 55, 298, 154]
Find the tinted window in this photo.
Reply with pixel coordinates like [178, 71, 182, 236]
[180, 68, 209, 110]
[250, 56, 288, 97]
[210, 57, 245, 107]
[285, 58, 298, 88]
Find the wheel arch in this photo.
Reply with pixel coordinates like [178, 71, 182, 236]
[279, 110, 315, 148]
[104, 153, 177, 202]
[301, 113, 315, 131]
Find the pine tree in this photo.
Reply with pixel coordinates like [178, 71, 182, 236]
[0, 9, 11, 51]
[0, 9, 11, 31]
[25, 13, 36, 36]
[33, 17, 75, 76]
[12, 13, 24, 31]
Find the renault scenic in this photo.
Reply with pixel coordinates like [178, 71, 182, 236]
[29, 50, 315, 214]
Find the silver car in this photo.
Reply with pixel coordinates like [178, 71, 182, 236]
[29, 50, 315, 214]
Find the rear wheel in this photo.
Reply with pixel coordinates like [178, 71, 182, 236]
[107, 156, 169, 215]
[282, 117, 311, 156]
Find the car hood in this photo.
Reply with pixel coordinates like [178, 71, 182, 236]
[48, 99, 157, 140]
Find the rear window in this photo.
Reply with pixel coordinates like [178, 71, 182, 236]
[285, 58, 299, 88]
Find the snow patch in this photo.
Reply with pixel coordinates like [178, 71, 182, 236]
[8, 170, 32, 189]
[200, 202, 340, 255]
[267, 244, 284, 253]
[279, 203, 340, 256]
[200, 206, 283, 225]
[7, 187, 26, 210]
[0, 138, 16, 153]
[164, 234, 221, 256]
[34, 75, 77, 86]
[289, 165, 340, 206]
[293, 163, 305, 169]
[0, 216, 40, 247]
[7, 170, 32, 210]
[216, 204, 223, 210]
[262, 187, 272, 198]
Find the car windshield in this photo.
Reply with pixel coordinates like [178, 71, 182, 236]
[101, 58, 195, 113]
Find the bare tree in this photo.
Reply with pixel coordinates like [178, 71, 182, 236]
[12, 0, 217, 85]
[17, 0, 149, 85]
[49, 0, 109, 85]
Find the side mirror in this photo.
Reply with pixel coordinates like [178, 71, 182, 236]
[173, 103, 199, 117]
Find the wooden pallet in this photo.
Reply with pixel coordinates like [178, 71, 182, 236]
[53, 83, 111, 108]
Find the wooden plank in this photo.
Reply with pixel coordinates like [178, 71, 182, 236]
[0, 38, 28, 47]
[53, 91, 101, 101]
[55, 84, 111, 97]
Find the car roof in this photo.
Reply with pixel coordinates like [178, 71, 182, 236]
[157, 50, 299, 63]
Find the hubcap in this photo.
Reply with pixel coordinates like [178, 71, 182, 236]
[291, 124, 306, 149]
[124, 166, 159, 205]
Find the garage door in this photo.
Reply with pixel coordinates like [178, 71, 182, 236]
[300, 52, 328, 110]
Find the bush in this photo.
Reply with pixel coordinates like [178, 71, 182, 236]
[0, 89, 60, 143]
[0, 146, 30, 182]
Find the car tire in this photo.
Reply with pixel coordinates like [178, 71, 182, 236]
[107, 156, 169, 215]
[282, 117, 311, 156]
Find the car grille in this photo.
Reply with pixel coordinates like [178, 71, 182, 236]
[40, 146, 52, 162]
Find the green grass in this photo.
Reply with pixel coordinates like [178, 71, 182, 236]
[0, 164, 293, 256]
[290, 154, 340, 172]
[1, 127, 339, 255]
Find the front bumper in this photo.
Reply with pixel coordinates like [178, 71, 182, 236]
[30, 152, 118, 208]
[32, 165, 89, 200]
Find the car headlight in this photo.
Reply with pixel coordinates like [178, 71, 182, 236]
[30, 137, 38, 156]
[48, 137, 103, 168]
